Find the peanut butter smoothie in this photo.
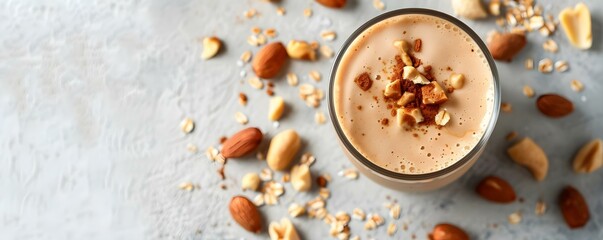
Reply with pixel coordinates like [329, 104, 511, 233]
[333, 13, 495, 175]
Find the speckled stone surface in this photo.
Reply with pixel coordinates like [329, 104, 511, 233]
[1, 0, 602, 239]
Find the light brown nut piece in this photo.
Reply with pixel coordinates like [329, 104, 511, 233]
[291, 164, 312, 192]
[396, 92, 415, 107]
[201, 37, 222, 60]
[384, 80, 401, 98]
[402, 66, 430, 85]
[269, 218, 301, 240]
[252, 42, 288, 79]
[487, 31, 527, 62]
[421, 81, 448, 105]
[268, 96, 285, 121]
[267, 129, 301, 171]
[452, 0, 487, 19]
[507, 137, 549, 181]
[242, 173, 261, 191]
[397, 108, 423, 127]
[523, 85, 535, 98]
[230, 196, 263, 233]
[449, 73, 465, 89]
[572, 139, 603, 173]
[286, 40, 316, 61]
[435, 109, 451, 126]
[559, 3, 592, 49]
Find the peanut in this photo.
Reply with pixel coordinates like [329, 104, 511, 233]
[573, 139, 603, 173]
[269, 218, 300, 240]
[507, 137, 549, 181]
[267, 129, 301, 171]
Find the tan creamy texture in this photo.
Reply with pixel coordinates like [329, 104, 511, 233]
[334, 14, 494, 174]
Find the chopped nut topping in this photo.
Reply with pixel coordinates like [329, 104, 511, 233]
[421, 81, 448, 105]
[397, 108, 424, 127]
[523, 85, 535, 98]
[384, 80, 402, 98]
[402, 66, 430, 85]
[570, 79, 584, 92]
[287, 73, 299, 86]
[449, 73, 465, 89]
[435, 109, 451, 126]
[396, 92, 415, 107]
[554, 60, 569, 72]
[235, 112, 248, 125]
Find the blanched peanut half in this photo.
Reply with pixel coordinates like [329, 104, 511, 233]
[241, 173, 261, 191]
[559, 3, 592, 49]
[201, 37, 222, 60]
[290, 164, 312, 192]
[435, 109, 451, 126]
[507, 138, 549, 181]
[573, 139, 603, 173]
[269, 96, 285, 121]
[452, 0, 488, 19]
[449, 73, 465, 89]
[269, 218, 300, 240]
[267, 129, 301, 171]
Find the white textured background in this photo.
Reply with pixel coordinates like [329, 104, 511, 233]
[1, 0, 602, 239]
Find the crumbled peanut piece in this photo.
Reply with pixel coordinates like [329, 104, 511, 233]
[287, 40, 316, 60]
[422, 81, 448, 104]
[449, 73, 465, 89]
[397, 108, 424, 127]
[397, 92, 415, 107]
[402, 66, 430, 85]
[384, 80, 402, 98]
[320, 30, 337, 41]
[435, 109, 451, 126]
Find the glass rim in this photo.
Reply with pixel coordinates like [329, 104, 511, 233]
[327, 8, 501, 181]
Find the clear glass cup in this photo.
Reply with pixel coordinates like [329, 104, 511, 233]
[328, 8, 501, 192]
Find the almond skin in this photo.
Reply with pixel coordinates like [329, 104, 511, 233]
[487, 31, 526, 61]
[476, 175, 516, 203]
[229, 196, 263, 233]
[315, 0, 347, 8]
[252, 42, 288, 79]
[536, 94, 574, 118]
[429, 223, 469, 240]
[559, 186, 590, 229]
[221, 127, 263, 158]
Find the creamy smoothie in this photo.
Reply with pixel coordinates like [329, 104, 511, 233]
[333, 14, 495, 175]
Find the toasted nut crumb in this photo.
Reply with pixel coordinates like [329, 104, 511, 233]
[373, 0, 385, 10]
[555, 60, 569, 72]
[309, 70, 321, 82]
[248, 77, 264, 89]
[508, 211, 522, 224]
[384, 80, 402, 98]
[525, 58, 534, 70]
[570, 79, 584, 92]
[506, 131, 518, 141]
[303, 8, 312, 17]
[240, 51, 252, 63]
[501, 102, 512, 112]
[315, 111, 326, 125]
[242, 173, 261, 191]
[538, 58, 553, 73]
[542, 39, 558, 53]
[449, 73, 465, 89]
[268, 96, 285, 121]
[238, 93, 248, 106]
[235, 112, 249, 125]
[535, 200, 547, 216]
[396, 92, 415, 107]
[180, 118, 194, 134]
[287, 73, 299, 86]
[288, 203, 305, 217]
[321, 30, 337, 41]
[320, 45, 334, 58]
[523, 85, 535, 98]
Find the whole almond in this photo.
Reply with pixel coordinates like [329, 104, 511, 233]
[559, 186, 590, 229]
[229, 196, 263, 233]
[536, 94, 574, 118]
[315, 0, 347, 8]
[221, 127, 263, 158]
[430, 223, 469, 240]
[267, 129, 301, 171]
[476, 175, 516, 203]
[487, 31, 526, 61]
[252, 42, 288, 79]
[573, 139, 603, 173]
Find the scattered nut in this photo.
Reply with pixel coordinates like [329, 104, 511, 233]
[291, 164, 312, 192]
[240, 51, 252, 63]
[372, 0, 385, 10]
[487, 31, 527, 61]
[235, 112, 249, 125]
[397, 108, 424, 127]
[315, 0, 347, 8]
[451, 0, 487, 19]
[303, 8, 313, 17]
[384, 80, 402, 98]
[507, 137, 549, 181]
[403, 66, 430, 85]
[435, 109, 451, 126]
[221, 127, 263, 158]
[286, 73, 298, 86]
[338, 168, 358, 179]
[180, 117, 195, 134]
[555, 60, 569, 72]
[205, 146, 219, 161]
[429, 223, 469, 240]
[449, 73, 465, 89]
[242, 173, 261, 191]
[264, 28, 277, 38]
[489, 0, 501, 16]
[186, 143, 198, 153]
[421, 81, 448, 105]
[387, 223, 397, 236]
[253, 42, 289, 79]
[287, 40, 316, 61]
[570, 79, 584, 92]
[572, 139, 603, 173]
[396, 92, 415, 107]
[239, 93, 248, 106]
[523, 85, 535, 98]
[269, 218, 301, 240]
[201, 37, 222, 60]
[276, 7, 286, 16]
[352, 208, 366, 220]
[508, 211, 522, 224]
[320, 30, 337, 41]
[476, 175, 516, 203]
[178, 181, 195, 191]
[229, 196, 263, 233]
[267, 129, 301, 171]
[268, 96, 286, 121]
[501, 102, 512, 112]
[248, 76, 264, 89]
[535, 200, 547, 216]
[320, 45, 334, 58]
[536, 94, 574, 118]
[559, 186, 590, 229]
[559, 3, 592, 49]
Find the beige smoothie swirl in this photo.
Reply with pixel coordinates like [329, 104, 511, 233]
[334, 14, 495, 174]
